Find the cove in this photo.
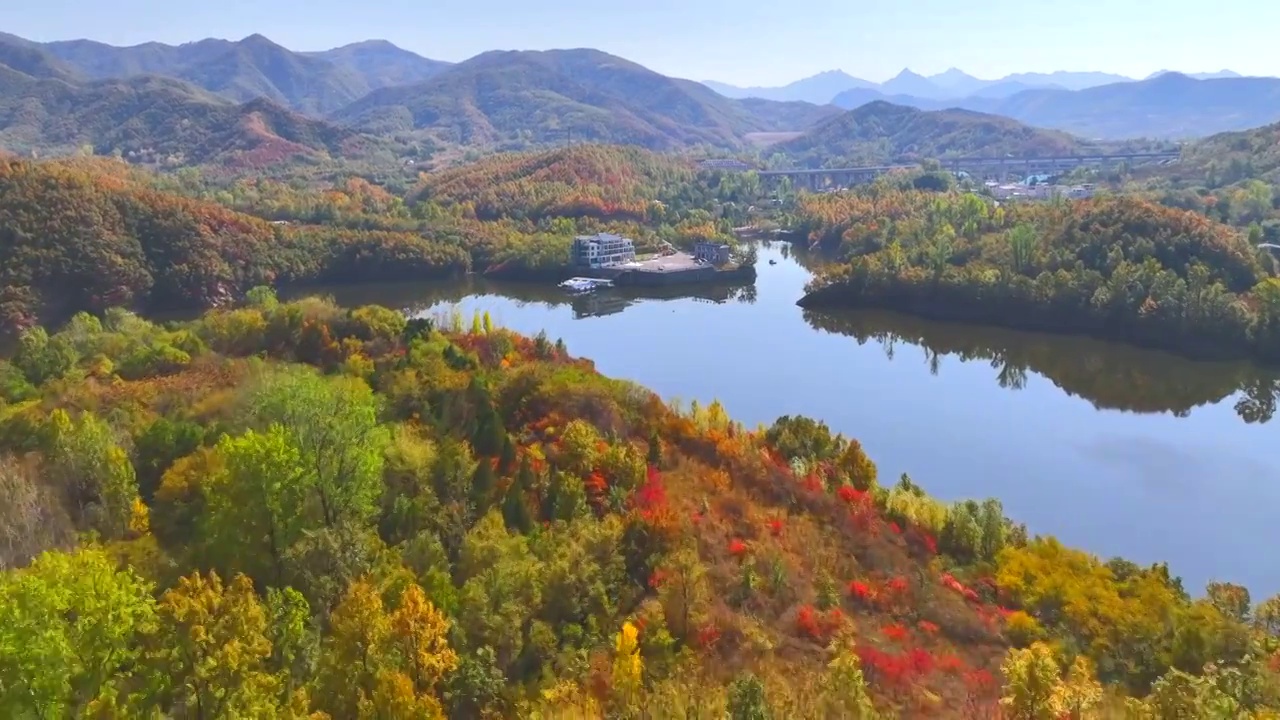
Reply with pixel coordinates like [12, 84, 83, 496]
[292, 242, 1280, 597]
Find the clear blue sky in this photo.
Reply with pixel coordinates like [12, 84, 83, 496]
[8, 0, 1276, 86]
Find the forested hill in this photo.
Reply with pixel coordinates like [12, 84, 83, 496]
[1170, 120, 1280, 184]
[0, 66, 367, 168]
[410, 144, 708, 221]
[329, 48, 841, 150]
[796, 187, 1280, 362]
[773, 101, 1125, 168]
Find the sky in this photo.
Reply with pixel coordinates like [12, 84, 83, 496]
[8, 0, 1278, 86]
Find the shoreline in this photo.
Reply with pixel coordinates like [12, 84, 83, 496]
[798, 286, 1279, 366]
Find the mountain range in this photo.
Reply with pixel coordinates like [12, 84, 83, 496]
[704, 67, 1248, 104]
[2, 30, 1279, 169]
[0, 33, 842, 157]
[769, 101, 1168, 170]
[828, 72, 1280, 140]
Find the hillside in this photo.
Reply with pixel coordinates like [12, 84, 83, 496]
[797, 187, 1280, 362]
[831, 74, 1280, 140]
[0, 159, 470, 331]
[38, 37, 235, 79]
[1137, 120, 1280, 188]
[302, 39, 452, 89]
[0, 33, 81, 81]
[169, 34, 371, 115]
[772, 101, 1106, 168]
[704, 68, 1140, 106]
[29, 33, 373, 115]
[332, 48, 839, 150]
[0, 71, 361, 168]
[410, 144, 705, 221]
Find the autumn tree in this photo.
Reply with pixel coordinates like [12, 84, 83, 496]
[1052, 655, 1103, 719]
[611, 621, 643, 712]
[1000, 642, 1061, 720]
[317, 579, 456, 719]
[1206, 581, 1252, 624]
[148, 571, 284, 718]
[820, 627, 880, 718]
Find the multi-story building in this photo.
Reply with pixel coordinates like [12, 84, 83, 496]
[571, 233, 637, 268]
[693, 241, 732, 265]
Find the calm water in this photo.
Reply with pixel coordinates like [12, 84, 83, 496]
[302, 243, 1280, 597]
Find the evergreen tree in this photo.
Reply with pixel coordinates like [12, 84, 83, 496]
[647, 430, 662, 468]
[470, 461, 497, 515]
[502, 456, 535, 534]
[498, 434, 517, 475]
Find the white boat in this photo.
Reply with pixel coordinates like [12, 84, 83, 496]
[559, 277, 613, 295]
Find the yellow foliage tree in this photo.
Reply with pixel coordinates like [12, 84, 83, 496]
[612, 621, 643, 710]
[821, 627, 880, 718]
[318, 579, 454, 720]
[150, 571, 282, 718]
[389, 584, 458, 695]
[1052, 655, 1103, 719]
[1000, 642, 1061, 720]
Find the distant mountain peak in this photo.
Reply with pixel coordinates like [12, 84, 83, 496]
[339, 39, 399, 50]
[890, 68, 927, 81]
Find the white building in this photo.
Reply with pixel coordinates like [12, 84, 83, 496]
[571, 233, 637, 269]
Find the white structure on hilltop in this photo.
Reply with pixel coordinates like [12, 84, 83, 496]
[986, 182, 1097, 201]
[571, 233, 637, 269]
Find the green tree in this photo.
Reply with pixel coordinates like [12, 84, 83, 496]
[657, 546, 711, 645]
[727, 673, 772, 720]
[456, 511, 545, 673]
[203, 426, 308, 584]
[245, 369, 390, 529]
[0, 548, 156, 717]
[133, 417, 206, 503]
[265, 586, 318, 699]
[45, 409, 142, 540]
[501, 457, 534, 535]
[1007, 223, 1038, 274]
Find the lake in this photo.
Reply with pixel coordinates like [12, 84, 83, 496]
[299, 241, 1280, 598]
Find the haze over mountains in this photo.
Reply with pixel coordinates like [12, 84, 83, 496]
[1, 30, 1279, 169]
[703, 67, 1249, 104]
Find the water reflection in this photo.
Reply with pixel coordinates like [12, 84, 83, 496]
[803, 308, 1280, 423]
[286, 275, 758, 320]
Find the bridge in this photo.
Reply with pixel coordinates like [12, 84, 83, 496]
[754, 151, 1182, 190]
